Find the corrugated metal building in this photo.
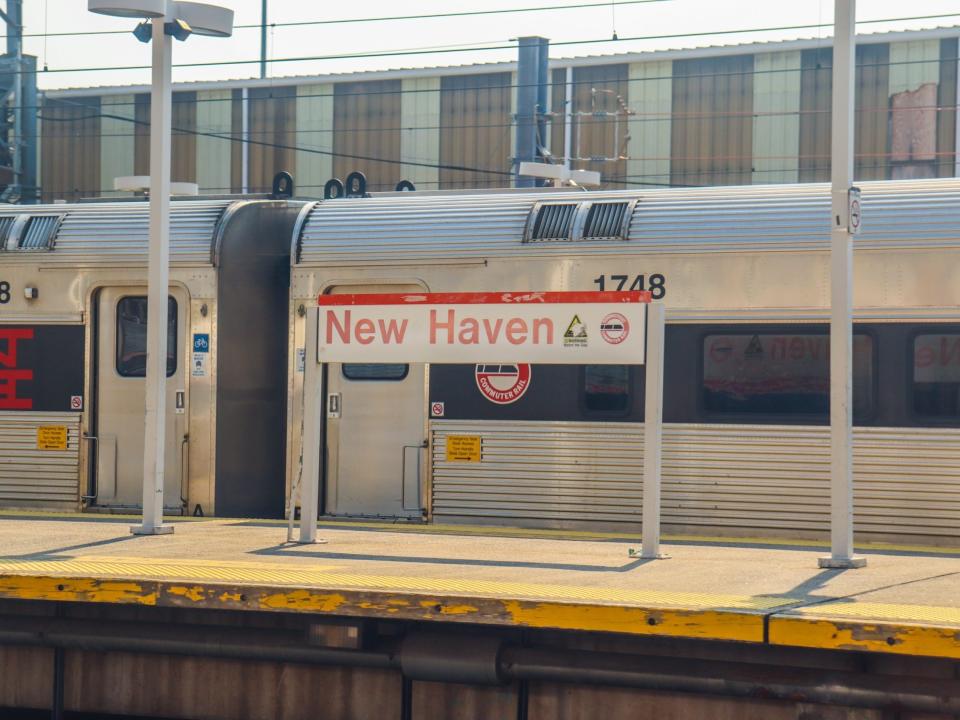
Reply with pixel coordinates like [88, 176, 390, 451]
[37, 26, 960, 201]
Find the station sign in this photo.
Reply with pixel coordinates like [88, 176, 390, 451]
[316, 291, 651, 365]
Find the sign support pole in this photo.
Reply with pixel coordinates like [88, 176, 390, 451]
[639, 302, 666, 559]
[820, 0, 865, 569]
[298, 307, 324, 544]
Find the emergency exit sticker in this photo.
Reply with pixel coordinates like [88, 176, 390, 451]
[446, 435, 481, 462]
[37, 426, 67, 451]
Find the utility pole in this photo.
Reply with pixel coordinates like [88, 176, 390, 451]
[6, 0, 20, 200]
[819, 0, 865, 569]
[259, 0, 267, 79]
[0, 0, 35, 203]
[514, 36, 549, 187]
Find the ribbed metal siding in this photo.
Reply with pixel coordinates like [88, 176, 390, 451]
[431, 421, 960, 542]
[433, 421, 643, 524]
[299, 179, 960, 264]
[0, 200, 231, 265]
[0, 412, 80, 507]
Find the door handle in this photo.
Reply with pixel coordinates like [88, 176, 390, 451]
[327, 392, 341, 418]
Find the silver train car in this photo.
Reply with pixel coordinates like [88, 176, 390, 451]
[288, 179, 960, 546]
[2, 179, 960, 546]
[0, 196, 309, 517]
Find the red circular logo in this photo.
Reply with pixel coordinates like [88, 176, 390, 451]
[475, 363, 532, 404]
[600, 313, 630, 345]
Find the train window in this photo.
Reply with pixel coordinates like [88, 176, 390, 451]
[342, 364, 408, 381]
[583, 365, 631, 414]
[701, 332, 874, 418]
[912, 334, 960, 418]
[116, 297, 178, 378]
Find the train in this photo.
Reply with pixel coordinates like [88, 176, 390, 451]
[2, 177, 959, 545]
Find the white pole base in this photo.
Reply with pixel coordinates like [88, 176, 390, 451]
[628, 548, 670, 560]
[294, 537, 328, 545]
[818, 555, 866, 569]
[130, 524, 175, 536]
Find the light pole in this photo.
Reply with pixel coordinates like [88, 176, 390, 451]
[819, 0, 866, 569]
[88, 0, 233, 535]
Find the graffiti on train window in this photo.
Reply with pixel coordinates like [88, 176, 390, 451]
[913, 334, 960, 418]
[702, 333, 874, 417]
[591, 274, 665, 299]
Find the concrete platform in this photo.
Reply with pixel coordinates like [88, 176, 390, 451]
[0, 512, 958, 659]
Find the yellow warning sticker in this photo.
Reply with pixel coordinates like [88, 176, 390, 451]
[37, 426, 68, 451]
[446, 435, 481, 462]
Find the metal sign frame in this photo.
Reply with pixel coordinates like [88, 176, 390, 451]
[292, 291, 667, 559]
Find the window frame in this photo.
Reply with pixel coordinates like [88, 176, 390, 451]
[907, 324, 960, 426]
[115, 295, 178, 379]
[696, 324, 879, 425]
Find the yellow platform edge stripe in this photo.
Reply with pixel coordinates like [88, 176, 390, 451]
[768, 615, 960, 659]
[0, 573, 766, 643]
[0, 564, 957, 657]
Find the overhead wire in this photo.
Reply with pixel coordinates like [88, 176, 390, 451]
[21, 0, 671, 39]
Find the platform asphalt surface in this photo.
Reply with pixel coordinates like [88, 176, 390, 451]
[0, 513, 958, 658]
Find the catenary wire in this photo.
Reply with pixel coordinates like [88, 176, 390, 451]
[21, 0, 671, 39]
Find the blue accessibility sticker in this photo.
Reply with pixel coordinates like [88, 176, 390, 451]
[193, 333, 210, 353]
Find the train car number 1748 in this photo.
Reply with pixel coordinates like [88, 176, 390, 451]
[592, 273, 666, 299]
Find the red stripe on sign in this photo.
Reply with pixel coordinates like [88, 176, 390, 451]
[318, 291, 652, 306]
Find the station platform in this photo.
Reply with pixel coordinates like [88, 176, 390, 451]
[0, 512, 958, 660]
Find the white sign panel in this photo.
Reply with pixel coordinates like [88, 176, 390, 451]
[316, 291, 649, 365]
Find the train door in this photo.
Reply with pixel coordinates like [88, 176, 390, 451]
[324, 283, 425, 518]
[94, 287, 187, 510]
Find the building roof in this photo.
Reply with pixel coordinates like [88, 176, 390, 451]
[44, 24, 960, 98]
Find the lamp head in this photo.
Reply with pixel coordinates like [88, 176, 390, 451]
[165, 18, 192, 41]
[171, 2, 233, 37]
[132, 21, 152, 42]
[88, 0, 167, 18]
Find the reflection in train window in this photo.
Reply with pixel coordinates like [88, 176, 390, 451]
[342, 364, 409, 381]
[584, 365, 631, 414]
[116, 297, 177, 378]
[701, 333, 874, 417]
[913, 334, 960, 418]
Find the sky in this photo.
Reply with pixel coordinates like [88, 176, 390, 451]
[18, 0, 960, 91]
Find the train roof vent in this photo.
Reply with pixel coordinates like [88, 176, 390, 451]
[0, 216, 16, 250]
[18, 215, 61, 250]
[524, 202, 577, 242]
[580, 201, 634, 240]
